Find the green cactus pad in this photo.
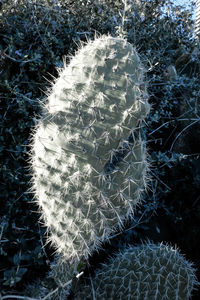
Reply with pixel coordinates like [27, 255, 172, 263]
[74, 242, 199, 300]
[30, 35, 150, 265]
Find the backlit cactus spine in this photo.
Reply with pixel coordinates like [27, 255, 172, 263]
[29, 35, 150, 269]
[74, 242, 199, 300]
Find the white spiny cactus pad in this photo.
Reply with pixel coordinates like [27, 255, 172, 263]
[30, 35, 150, 266]
[195, 0, 200, 38]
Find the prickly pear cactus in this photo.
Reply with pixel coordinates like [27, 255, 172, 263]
[74, 242, 198, 300]
[30, 35, 150, 266]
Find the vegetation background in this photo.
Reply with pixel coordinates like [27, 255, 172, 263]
[0, 0, 200, 298]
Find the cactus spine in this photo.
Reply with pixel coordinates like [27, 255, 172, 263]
[30, 35, 150, 267]
[74, 242, 198, 300]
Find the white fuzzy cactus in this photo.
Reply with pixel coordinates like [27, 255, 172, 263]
[29, 35, 150, 271]
[74, 242, 199, 300]
[195, 0, 200, 39]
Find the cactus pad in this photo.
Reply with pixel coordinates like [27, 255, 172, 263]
[74, 242, 198, 300]
[30, 35, 150, 265]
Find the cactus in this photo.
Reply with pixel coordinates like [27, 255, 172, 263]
[29, 34, 150, 270]
[195, 0, 200, 40]
[74, 242, 198, 300]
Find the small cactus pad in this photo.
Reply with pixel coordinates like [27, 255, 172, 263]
[74, 242, 198, 300]
[30, 35, 150, 264]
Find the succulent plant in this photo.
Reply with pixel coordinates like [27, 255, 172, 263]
[29, 34, 150, 276]
[74, 242, 199, 300]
